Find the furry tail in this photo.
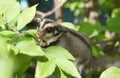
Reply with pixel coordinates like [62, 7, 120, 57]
[84, 56, 120, 71]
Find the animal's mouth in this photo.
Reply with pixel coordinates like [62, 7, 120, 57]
[37, 35, 48, 48]
[36, 30, 44, 39]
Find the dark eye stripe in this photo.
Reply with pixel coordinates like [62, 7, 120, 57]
[45, 27, 55, 33]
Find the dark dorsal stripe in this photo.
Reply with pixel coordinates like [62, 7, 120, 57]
[68, 28, 91, 49]
[41, 19, 54, 28]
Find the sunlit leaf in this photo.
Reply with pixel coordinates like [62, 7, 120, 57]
[4, 1, 20, 22]
[55, 58, 81, 78]
[0, 35, 10, 57]
[9, 15, 18, 30]
[44, 46, 75, 60]
[75, 9, 80, 16]
[0, 35, 14, 78]
[70, 2, 77, 11]
[0, 31, 17, 38]
[100, 67, 120, 78]
[0, 0, 16, 14]
[17, 4, 37, 30]
[0, 17, 6, 26]
[111, 9, 120, 18]
[0, 58, 14, 78]
[23, 29, 37, 39]
[55, 67, 70, 78]
[14, 54, 32, 76]
[35, 60, 56, 78]
[15, 40, 45, 56]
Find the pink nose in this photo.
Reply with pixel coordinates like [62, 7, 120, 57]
[36, 31, 43, 38]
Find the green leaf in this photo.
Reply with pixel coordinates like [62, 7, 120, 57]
[70, 2, 77, 11]
[4, 1, 20, 22]
[0, 17, 6, 26]
[15, 40, 45, 56]
[80, 22, 102, 38]
[14, 54, 32, 76]
[0, 35, 14, 78]
[44, 46, 75, 60]
[54, 67, 70, 78]
[60, 22, 79, 31]
[0, 0, 16, 14]
[111, 9, 120, 18]
[23, 29, 37, 39]
[95, 32, 107, 41]
[92, 45, 104, 56]
[9, 15, 18, 30]
[106, 17, 120, 33]
[0, 0, 6, 13]
[35, 60, 56, 78]
[100, 67, 120, 78]
[0, 35, 10, 57]
[0, 31, 21, 45]
[0, 31, 17, 38]
[54, 67, 62, 78]
[0, 58, 14, 78]
[75, 9, 80, 16]
[80, 22, 95, 37]
[55, 58, 81, 78]
[17, 4, 37, 30]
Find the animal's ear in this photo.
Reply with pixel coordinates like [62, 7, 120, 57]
[55, 25, 68, 33]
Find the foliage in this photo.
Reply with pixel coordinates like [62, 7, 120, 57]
[61, 10, 120, 78]
[0, 0, 81, 78]
[100, 67, 120, 78]
[1, 0, 120, 78]
[64, 0, 84, 16]
[62, 0, 120, 78]
[63, 0, 120, 57]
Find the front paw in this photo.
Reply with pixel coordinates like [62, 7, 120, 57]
[39, 42, 46, 47]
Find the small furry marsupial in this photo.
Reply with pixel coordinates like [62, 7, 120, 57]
[36, 18, 120, 72]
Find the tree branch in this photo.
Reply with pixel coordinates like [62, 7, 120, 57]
[36, 0, 67, 18]
[92, 37, 120, 44]
[54, 0, 62, 23]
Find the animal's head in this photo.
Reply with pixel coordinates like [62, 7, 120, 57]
[36, 19, 67, 47]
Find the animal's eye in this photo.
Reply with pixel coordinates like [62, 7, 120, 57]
[45, 27, 54, 33]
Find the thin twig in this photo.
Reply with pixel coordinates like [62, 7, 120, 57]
[36, 0, 67, 18]
[92, 37, 120, 44]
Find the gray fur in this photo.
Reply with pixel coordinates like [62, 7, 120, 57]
[38, 19, 120, 72]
